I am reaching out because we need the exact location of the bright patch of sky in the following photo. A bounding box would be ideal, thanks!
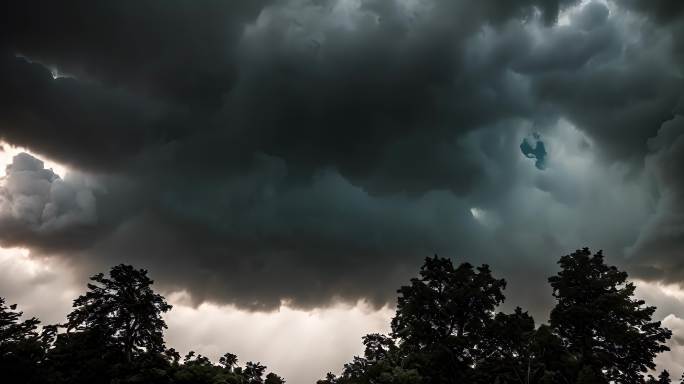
[0,140,68,177]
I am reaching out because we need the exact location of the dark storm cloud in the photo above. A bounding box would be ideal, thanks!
[0,54,181,170]
[627,115,684,283]
[1,1,269,105]
[1,0,683,311]
[622,0,684,24]
[521,1,683,163]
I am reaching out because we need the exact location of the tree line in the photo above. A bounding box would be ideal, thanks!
[0,248,678,383]
[0,264,285,384]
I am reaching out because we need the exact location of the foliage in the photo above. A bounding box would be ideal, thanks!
[0,249,676,384]
[549,248,672,383]
[65,264,173,362]
[1,264,284,384]
[391,256,506,382]
[326,249,674,384]
[645,371,671,384]
[0,297,51,384]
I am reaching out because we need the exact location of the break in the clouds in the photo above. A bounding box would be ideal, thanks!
[0,0,683,318]
[520,132,548,170]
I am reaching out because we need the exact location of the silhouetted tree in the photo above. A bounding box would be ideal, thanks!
[362,333,397,362]
[548,248,671,383]
[335,333,421,384]
[265,372,286,384]
[526,324,577,384]
[317,372,339,384]
[2,264,286,384]
[65,264,172,362]
[645,371,671,384]
[0,298,50,384]
[391,256,506,382]
[46,328,120,384]
[244,361,267,384]
[173,351,223,384]
[324,250,675,384]
[0,297,40,344]
[474,307,537,383]
[220,352,239,371]
[2,253,676,384]
[576,364,606,384]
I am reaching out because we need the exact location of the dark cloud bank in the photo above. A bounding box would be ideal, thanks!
[1,0,683,314]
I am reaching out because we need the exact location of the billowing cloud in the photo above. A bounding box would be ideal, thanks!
[2,1,268,104]
[0,152,99,248]
[0,0,682,319]
[626,115,684,282]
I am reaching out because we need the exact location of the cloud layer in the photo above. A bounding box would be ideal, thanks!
[0,0,683,316]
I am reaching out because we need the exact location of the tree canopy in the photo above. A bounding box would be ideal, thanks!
[323,249,674,384]
[0,297,52,384]
[65,264,172,362]
[1,265,285,384]
[549,249,672,383]
[0,248,677,384]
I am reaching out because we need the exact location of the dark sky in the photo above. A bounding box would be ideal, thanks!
[1,0,684,327]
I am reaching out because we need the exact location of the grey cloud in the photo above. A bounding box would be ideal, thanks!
[0,153,99,248]
[0,0,682,313]
[626,115,684,284]
[77,163,486,309]
[523,5,683,163]
[573,1,609,31]
[1,1,269,105]
[622,0,684,24]
[0,54,182,170]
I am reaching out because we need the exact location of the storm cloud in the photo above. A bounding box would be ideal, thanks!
[0,0,683,315]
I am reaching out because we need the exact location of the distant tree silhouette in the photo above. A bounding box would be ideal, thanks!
[173,351,224,384]
[265,372,287,384]
[219,352,238,367]
[333,332,421,383]
[244,361,268,383]
[645,371,671,384]
[317,372,340,384]
[65,264,172,362]
[549,248,671,383]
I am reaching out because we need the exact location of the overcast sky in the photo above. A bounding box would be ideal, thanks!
[1,0,684,382]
